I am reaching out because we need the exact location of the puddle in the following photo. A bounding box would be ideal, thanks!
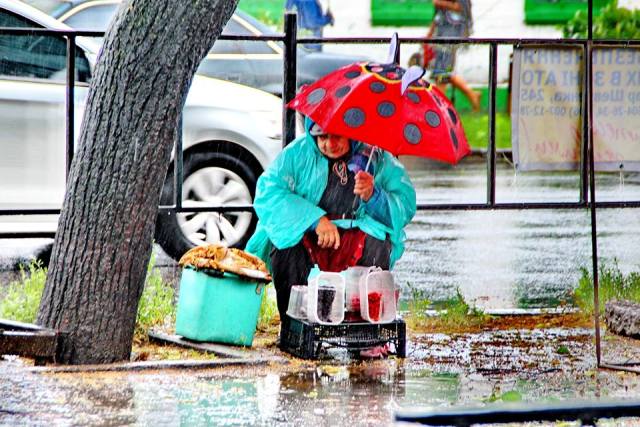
[3,328,640,426]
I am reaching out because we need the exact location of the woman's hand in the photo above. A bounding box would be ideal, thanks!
[354,171,374,202]
[315,216,340,249]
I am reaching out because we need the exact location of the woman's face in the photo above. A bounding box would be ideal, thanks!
[317,134,350,159]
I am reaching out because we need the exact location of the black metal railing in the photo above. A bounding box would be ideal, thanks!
[395,400,640,426]
[2,27,640,223]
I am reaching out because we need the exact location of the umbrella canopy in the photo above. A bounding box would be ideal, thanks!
[287,45,470,164]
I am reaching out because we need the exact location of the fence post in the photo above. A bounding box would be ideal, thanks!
[283,12,298,148]
[580,42,589,204]
[585,0,601,367]
[486,42,497,206]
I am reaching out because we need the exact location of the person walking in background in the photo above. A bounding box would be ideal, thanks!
[427,0,480,112]
[285,0,334,51]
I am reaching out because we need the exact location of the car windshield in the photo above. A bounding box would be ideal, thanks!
[57,4,277,34]
[55,4,289,52]
[62,4,115,30]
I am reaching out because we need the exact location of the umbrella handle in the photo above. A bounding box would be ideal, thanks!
[362,147,375,175]
[351,147,377,213]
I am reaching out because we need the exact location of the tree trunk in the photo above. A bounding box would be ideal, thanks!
[37,0,239,364]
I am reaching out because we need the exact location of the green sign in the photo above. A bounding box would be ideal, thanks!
[525,0,609,25]
[371,0,435,26]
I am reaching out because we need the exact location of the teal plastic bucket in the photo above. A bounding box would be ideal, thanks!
[175,268,265,346]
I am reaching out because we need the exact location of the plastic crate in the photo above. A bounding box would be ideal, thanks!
[280,317,407,360]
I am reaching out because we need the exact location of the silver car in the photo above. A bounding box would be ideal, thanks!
[51,0,368,96]
[0,0,283,260]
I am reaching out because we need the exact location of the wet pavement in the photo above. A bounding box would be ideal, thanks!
[3,326,640,426]
[394,158,640,310]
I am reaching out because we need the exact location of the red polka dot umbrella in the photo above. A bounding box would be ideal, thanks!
[287,41,470,164]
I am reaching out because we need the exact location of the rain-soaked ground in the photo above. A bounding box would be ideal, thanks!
[3,324,640,426]
[3,159,640,426]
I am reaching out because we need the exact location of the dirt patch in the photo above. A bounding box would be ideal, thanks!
[479,312,591,331]
[131,342,219,362]
[407,312,592,335]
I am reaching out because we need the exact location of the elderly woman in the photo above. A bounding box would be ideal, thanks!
[246,118,416,328]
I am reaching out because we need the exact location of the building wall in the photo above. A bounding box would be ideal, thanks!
[22,0,640,85]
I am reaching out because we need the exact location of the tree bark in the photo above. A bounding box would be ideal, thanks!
[37,0,239,364]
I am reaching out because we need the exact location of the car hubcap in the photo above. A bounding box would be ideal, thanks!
[178,167,253,247]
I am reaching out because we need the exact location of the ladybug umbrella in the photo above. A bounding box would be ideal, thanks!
[287,34,470,165]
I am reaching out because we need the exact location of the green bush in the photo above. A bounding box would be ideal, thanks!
[0,260,47,323]
[574,261,640,316]
[563,0,640,39]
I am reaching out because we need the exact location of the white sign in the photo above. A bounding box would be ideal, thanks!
[511,46,640,171]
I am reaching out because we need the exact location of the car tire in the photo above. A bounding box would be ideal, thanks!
[155,150,259,261]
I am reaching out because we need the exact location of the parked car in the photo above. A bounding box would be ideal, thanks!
[51,0,369,96]
[0,0,283,260]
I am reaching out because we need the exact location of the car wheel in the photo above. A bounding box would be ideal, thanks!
[155,150,258,261]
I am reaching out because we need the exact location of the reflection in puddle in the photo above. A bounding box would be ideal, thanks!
[3,343,640,427]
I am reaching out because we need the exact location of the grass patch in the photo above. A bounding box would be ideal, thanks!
[257,285,280,334]
[238,0,284,28]
[135,252,176,341]
[0,260,47,323]
[460,112,512,151]
[405,286,491,333]
[404,283,432,329]
[574,261,640,316]
[0,253,176,342]
[433,290,490,331]
[484,389,523,403]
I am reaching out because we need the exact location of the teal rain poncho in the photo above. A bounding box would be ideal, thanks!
[246,122,417,271]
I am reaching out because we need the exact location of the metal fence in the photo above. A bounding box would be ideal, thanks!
[1,4,640,378]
